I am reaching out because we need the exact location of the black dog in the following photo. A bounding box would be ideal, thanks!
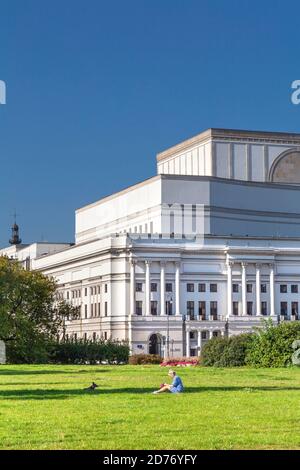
[84,382,99,391]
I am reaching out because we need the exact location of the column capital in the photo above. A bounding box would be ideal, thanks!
[241,261,248,268]
[227,260,234,267]
[175,261,181,268]
[255,263,261,269]
[145,259,152,266]
[130,259,137,266]
[160,260,167,267]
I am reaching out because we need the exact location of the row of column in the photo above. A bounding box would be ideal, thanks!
[227,262,275,317]
[186,329,222,355]
[130,260,181,316]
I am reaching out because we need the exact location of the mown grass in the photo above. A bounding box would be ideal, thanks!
[0,364,300,449]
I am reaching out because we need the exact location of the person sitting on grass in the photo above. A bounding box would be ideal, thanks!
[152,370,184,394]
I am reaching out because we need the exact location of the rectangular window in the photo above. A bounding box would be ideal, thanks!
[151,301,158,315]
[198,283,206,292]
[92,332,96,342]
[233,301,239,316]
[84,305,87,319]
[104,332,107,340]
[198,301,206,318]
[210,284,217,293]
[187,301,194,318]
[84,333,87,341]
[85,288,87,296]
[232,284,239,293]
[166,300,173,315]
[166,283,173,292]
[151,283,157,292]
[104,302,108,316]
[189,331,196,340]
[261,284,267,293]
[91,304,93,317]
[104,284,108,293]
[291,285,298,293]
[247,284,253,293]
[292,302,298,316]
[98,303,101,316]
[280,302,288,316]
[201,331,208,340]
[280,285,287,293]
[136,282,143,292]
[97,285,101,294]
[247,301,253,316]
[261,301,267,315]
[136,301,143,315]
[210,301,218,316]
[187,283,194,292]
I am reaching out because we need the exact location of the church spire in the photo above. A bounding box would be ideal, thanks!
[9,210,22,245]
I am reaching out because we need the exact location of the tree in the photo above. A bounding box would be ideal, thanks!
[0,256,78,362]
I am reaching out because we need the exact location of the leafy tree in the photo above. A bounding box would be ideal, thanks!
[0,256,78,362]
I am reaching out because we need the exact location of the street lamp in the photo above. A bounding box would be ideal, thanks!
[166,292,173,358]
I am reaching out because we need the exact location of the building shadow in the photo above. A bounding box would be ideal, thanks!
[0,385,300,400]
[0,368,109,376]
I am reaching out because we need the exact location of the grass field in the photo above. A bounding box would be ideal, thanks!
[0,364,300,450]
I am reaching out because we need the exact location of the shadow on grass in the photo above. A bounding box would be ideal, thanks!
[1,385,300,400]
[0,368,109,376]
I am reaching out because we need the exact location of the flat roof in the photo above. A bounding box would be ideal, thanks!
[156,127,300,162]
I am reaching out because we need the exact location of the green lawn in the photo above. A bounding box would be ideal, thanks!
[0,364,300,450]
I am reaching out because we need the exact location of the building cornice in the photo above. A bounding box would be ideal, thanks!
[156,128,300,163]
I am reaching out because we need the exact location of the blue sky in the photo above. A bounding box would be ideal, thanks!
[1,0,300,247]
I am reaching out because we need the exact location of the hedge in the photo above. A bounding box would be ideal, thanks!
[201,333,252,367]
[245,320,300,367]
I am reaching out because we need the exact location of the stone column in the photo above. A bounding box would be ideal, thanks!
[186,329,190,358]
[197,330,202,357]
[87,286,91,318]
[175,262,181,315]
[160,261,166,315]
[241,262,247,316]
[269,264,275,316]
[130,260,136,315]
[227,261,233,318]
[145,260,151,316]
[129,260,136,349]
[255,264,261,316]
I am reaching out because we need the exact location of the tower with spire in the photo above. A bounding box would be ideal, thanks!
[9,211,22,245]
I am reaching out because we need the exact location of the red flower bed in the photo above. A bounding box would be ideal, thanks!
[160,357,199,367]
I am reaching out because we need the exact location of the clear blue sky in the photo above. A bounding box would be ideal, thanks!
[1,0,300,247]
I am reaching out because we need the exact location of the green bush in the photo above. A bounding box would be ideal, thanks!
[201,334,252,367]
[6,338,131,365]
[128,354,162,365]
[49,338,129,364]
[6,333,50,364]
[245,320,300,367]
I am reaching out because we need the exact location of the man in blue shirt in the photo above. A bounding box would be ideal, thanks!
[153,370,184,394]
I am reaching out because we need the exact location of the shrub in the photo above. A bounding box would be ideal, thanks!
[49,338,129,365]
[201,334,252,367]
[245,320,300,367]
[128,354,162,365]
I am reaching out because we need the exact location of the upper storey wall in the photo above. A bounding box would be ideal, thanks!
[157,129,300,184]
[75,177,162,244]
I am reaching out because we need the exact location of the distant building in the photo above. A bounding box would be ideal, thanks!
[0,220,71,270]
[7,128,300,357]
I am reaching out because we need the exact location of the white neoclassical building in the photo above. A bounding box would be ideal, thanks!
[4,128,300,357]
